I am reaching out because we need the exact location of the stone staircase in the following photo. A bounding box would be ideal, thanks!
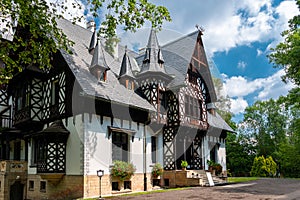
[187,170,227,186]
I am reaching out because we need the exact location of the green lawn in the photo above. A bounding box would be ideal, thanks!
[228,177,259,183]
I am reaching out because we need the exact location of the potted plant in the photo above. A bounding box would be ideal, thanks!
[181,160,188,170]
[152,163,163,178]
[207,160,215,171]
[110,160,136,181]
[214,163,223,176]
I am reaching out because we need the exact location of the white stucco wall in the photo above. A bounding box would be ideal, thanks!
[65,115,84,175]
[83,113,157,176]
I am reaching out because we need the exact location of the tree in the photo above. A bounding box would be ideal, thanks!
[0,0,171,83]
[250,155,277,177]
[267,0,300,177]
[241,99,287,159]
[226,132,256,176]
[268,0,300,85]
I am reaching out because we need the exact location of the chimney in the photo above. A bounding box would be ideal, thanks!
[87,20,96,32]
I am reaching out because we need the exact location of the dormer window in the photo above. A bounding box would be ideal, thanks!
[126,80,134,90]
[89,39,110,82]
[95,69,107,83]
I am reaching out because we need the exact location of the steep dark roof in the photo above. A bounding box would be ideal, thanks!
[137,29,171,81]
[162,31,217,102]
[90,40,110,72]
[88,31,97,54]
[207,113,234,133]
[57,19,155,112]
[119,48,135,79]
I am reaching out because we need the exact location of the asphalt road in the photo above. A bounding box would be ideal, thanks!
[108,178,300,200]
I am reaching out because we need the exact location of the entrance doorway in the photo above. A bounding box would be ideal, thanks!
[175,130,203,170]
[10,181,24,200]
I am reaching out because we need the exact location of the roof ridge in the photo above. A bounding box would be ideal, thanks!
[162,30,199,48]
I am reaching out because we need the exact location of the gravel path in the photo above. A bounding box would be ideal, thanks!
[108,178,300,200]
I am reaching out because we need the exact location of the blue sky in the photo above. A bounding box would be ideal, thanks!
[58,0,299,123]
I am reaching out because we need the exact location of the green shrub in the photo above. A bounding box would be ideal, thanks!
[250,155,277,177]
[110,160,136,180]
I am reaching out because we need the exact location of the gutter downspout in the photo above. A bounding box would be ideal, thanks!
[143,124,147,191]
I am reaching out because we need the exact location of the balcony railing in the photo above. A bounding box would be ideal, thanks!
[0,160,27,173]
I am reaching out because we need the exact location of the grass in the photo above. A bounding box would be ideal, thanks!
[228,177,259,183]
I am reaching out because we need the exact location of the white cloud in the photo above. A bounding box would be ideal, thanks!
[149,0,299,57]
[266,0,300,51]
[255,70,295,100]
[47,0,87,28]
[223,69,295,99]
[223,76,261,97]
[256,49,263,56]
[230,97,249,114]
[237,61,247,70]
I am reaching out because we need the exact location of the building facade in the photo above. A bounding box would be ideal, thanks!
[0,19,233,200]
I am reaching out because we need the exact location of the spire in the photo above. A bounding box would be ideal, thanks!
[90,39,110,80]
[119,46,135,79]
[139,28,167,74]
[88,30,97,55]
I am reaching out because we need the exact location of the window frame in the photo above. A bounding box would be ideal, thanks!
[185,95,202,120]
[151,136,157,163]
[40,181,46,192]
[158,90,168,114]
[112,131,129,162]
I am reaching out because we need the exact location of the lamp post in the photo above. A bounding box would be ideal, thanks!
[97,169,104,200]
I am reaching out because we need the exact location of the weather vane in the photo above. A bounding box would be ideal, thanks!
[195,24,205,32]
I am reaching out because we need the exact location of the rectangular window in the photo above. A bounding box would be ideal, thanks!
[124,181,131,190]
[158,90,167,114]
[100,71,106,82]
[16,85,28,111]
[185,95,201,119]
[151,136,157,163]
[29,180,34,191]
[185,95,189,116]
[51,80,59,105]
[13,141,21,161]
[31,139,37,166]
[112,182,119,191]
[112,132,129,162]
[40,181,46,192]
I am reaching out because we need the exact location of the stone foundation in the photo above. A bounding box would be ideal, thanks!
[26,175,83,200]
[83,173,154,198]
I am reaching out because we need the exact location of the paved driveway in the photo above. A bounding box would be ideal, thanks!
[109,178,300,200]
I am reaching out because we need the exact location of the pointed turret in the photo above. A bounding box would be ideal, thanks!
[119,46,135,79]
[137,28,172,84]
[119,46,136,90]
[90,39,110,82]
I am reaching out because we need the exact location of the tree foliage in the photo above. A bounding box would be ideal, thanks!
[237,96,300,177]
[241,99,287,159]
[250,155,277,177]
[0,0,171,83]
[268,0,300,85]
[226,132,256,176]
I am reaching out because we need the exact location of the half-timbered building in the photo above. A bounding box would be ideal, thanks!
[0,19,233,199]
